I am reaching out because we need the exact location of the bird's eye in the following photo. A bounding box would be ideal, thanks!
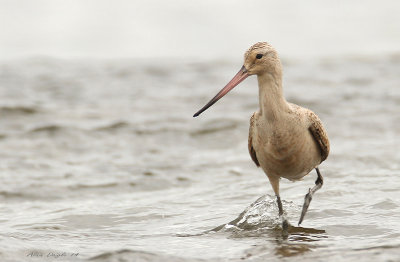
[256,54,263,59]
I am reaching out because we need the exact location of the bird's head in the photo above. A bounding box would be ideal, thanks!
[193,42,280,117]
[243,42,281,76]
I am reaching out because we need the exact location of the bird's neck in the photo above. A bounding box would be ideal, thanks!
[257,71,289,122]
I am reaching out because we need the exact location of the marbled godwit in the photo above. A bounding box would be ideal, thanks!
[193,42,330,228]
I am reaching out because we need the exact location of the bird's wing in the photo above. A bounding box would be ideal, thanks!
[248,113,260,167]
[308,111,330,163]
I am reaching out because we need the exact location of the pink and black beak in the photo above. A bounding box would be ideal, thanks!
[193,65,249,117]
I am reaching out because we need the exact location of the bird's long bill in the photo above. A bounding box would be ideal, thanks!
[193,65,248,117]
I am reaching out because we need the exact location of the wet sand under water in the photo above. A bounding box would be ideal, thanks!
[0,56,399,261]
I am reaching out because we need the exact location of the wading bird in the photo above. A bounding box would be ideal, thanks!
[193,42,330,229]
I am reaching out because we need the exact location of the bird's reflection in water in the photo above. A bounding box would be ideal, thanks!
[275,243,313,257]
[233,225,327,259]
[275,225,327,257]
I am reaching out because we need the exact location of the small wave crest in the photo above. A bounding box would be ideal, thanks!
[29,124,63,134]
[190,119,240,136]
[94,121,130,132]
[0,106,38,116]
[89,249,204,262]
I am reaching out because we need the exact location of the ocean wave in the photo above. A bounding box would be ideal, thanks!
[0,106,38,116]
[89,249,205,262]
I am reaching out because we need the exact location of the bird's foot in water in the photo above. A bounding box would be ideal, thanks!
[277,195,289,233]
[280,214,289,235]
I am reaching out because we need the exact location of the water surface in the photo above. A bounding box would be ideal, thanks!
[0,56,399,261]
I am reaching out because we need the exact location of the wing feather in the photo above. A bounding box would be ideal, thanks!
[248,113,260,167]
[308,111,330,163]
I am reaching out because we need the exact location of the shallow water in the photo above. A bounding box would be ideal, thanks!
[0,56,400,261]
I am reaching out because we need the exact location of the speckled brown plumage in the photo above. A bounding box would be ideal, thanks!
[248,112,260,167]
[308,111,330,163]
[288,103,330,164]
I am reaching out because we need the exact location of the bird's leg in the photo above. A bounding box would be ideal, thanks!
[298,167,324,225]
[267,175,289,231]
[276,195,289,231]
[269,175,289,231]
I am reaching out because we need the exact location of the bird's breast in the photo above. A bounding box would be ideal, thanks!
[252,117,320,181]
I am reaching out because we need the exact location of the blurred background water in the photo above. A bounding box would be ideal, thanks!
[1,1,400,261]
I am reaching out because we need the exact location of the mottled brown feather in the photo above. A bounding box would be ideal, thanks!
[248,113,260,167]
[308,112,330,163]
